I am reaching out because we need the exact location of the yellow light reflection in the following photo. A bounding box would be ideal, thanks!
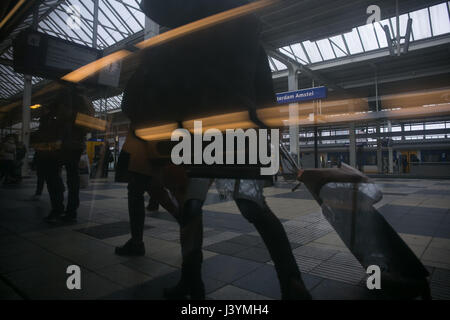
[62,50,131,83]
[136,0,279,50]
[75,113,107,131]
[0,0,26,29]
[30,104,41,109]
[182,112,256,133]
[135,123,180,141]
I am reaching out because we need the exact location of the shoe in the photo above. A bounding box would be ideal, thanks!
[163,280,205,300]
[115,239,145,256]
[62,212,77,224]
[30,194,41,201]
[44,212,62,223]
[146,203,159,212]
[281,278,312,300]
[380,273,431,300]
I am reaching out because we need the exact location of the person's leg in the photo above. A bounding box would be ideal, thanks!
[115,172,152,256]
[0,160,7,181]
[164,178,211,300]
[234,180,311,300]
[104,161,109,178]
[146,195,160,212]
[2,160,14,183]
[164,199,205,300]
[147,180,179,221]
[35,160,45,196]
[42,154,65,221]
[64,150,82,218]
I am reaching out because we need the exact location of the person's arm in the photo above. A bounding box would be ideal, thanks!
[297,164,370,197]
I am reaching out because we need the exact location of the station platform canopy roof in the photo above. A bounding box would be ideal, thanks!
[0,0,449,114]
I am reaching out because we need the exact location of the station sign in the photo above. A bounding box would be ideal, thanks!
[13,30,102,81]
[276,86,328,104]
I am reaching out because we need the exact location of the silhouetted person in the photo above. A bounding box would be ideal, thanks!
[36,84,94,223]
[0,135,16,185]
[116,0,311,300]
[101,143,113,178]
[114,132,181,256]
[31,151,45,200]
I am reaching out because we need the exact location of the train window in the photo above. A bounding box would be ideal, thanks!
[425,122,445,130]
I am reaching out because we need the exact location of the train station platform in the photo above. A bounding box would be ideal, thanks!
[0,177,449,300]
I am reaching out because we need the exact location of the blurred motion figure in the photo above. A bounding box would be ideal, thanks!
[114,0,311,300]
[35,84,94,223]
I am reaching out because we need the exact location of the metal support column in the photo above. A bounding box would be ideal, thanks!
[349,123,357,168]
[288,66,300,165]
[377,124,383,174]
[92,0,99,48]
[21,75,32,176]
[388,120,394,174]
[21,5,39,176]
[314,126,319,168]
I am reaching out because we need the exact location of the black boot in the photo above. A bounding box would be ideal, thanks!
[165,199,205,300]
[380,273,431,300]
[62,211,78,223]
[163,277,205,300]
[281,277,312,300]
[44,211,62,223]
[115,239,145,256]
[236,198,312,300]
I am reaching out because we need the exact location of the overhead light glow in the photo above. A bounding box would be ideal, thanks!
[62,50,131,83]
[136,0,279,50]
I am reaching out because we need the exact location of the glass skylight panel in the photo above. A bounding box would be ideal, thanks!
[343,29,364,54]
[328,35,348,57]
[374,22,389,48]
[389,14,410,42]
[302,41,322,63]
[99,1,124,33]
[290,43,309,64]
[429,3,450,36]
[425,122,445,130]
[272,57,288,71]
[357,24,379,51]
[268,58,277,72]
[409,8,432,40]
[122,12,143,33]
[316,39,336,60]
[121,0,141,10]
[411,123,424,131]
[279,46,297,61]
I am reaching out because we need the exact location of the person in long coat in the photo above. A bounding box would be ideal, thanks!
[115,0,311,300]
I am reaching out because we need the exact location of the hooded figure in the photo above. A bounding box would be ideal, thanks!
[37,84,95,223]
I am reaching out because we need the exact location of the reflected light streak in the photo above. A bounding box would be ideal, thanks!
[75,113,107,131]
[135,123,180,141]
[0,0,26,29]
[61,0,278,84]
[132,103,450,142]
[62,50,131,83]
[136,0,279,50]
[182,111,256,132]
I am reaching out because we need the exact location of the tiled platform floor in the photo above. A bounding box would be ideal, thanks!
[0,176,449,300]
